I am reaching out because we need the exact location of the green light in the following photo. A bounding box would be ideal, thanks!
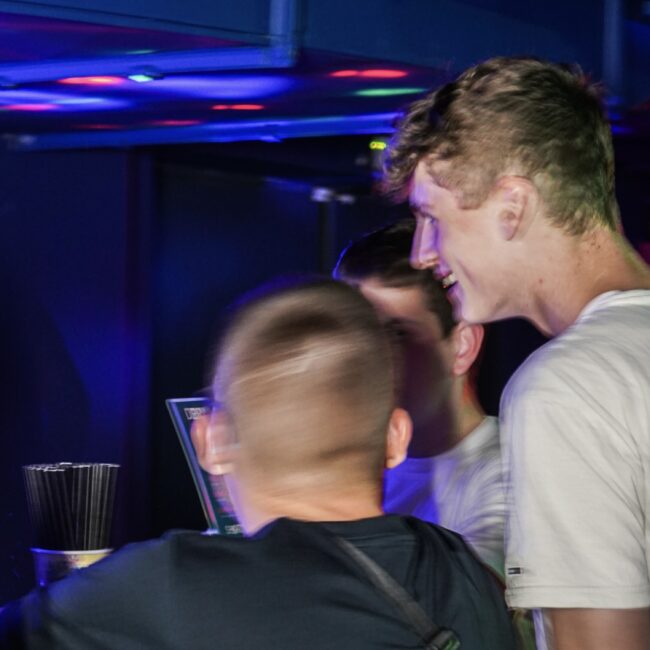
[355,87,425,97]
[128,74,156,83]
[127,49,157,55]
[369,140,387,151]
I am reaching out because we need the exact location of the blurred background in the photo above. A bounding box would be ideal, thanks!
[1,0,648,602]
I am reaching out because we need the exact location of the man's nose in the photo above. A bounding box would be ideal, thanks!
[410,219,439,270]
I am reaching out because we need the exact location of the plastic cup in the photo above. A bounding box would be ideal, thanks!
[31,548,112,587]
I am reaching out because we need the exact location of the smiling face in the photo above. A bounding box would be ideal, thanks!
[409,160,515,325]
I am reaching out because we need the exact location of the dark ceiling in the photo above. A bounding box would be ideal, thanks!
[0,0,647,150]
[0,14,444,138]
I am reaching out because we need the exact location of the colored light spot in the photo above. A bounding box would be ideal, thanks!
[152,119,202,127]
[157,76,289,99]
[211,103,264,111]
[330,70,358,77]
[1,103,57,111]
[330,69,407,79]
[355,88,425,97]
[55,97,104,105]
[128,74,157,83]
[59,76,124,86]
[231,104,264,110]
[360,69,407,78]
[127,49,157,55]
[369,140,388,150]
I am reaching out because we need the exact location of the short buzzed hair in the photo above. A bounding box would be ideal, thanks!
[334,219,456,338]
[384,56,618,235]
[213,279,395,486]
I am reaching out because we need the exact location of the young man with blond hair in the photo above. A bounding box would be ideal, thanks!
[386,56,650,650]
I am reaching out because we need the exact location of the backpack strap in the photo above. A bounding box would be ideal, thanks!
[334,536,461,650]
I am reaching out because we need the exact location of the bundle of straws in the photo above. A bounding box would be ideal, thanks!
[23,463,119,551]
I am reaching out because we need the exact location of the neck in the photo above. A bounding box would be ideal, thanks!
[522,227,650,336]
[232,477,384,535]
[408,377,485,458]
[457,379,486,440]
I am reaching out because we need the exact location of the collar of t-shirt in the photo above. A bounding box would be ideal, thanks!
[575,289,650,325]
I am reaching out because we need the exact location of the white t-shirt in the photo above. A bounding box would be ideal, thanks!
[502,290,650,615]
[383,416,506,575]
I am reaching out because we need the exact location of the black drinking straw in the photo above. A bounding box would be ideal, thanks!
[23,463,119,551]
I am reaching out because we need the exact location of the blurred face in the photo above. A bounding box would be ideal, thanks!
[357,278,454,437]
[409,160,511,324]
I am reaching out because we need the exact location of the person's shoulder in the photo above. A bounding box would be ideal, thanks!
[405,518,507,603]
[505,291,650,405]
[501,337,565,403]
[44,529,246,617]
[117,529,209,560]
[572,290,650,342]
[53,530,205,588]
[404,515,485,560]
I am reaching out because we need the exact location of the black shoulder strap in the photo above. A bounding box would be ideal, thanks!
[334,536,461,650]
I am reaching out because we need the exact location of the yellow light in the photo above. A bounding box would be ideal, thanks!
[369,140,387,151]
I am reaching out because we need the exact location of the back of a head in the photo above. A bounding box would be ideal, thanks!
[384,56,618,235]
[334,219,456,338]
[214,279,395,489]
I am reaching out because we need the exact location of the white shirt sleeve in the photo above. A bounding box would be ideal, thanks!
[501,360,650,609]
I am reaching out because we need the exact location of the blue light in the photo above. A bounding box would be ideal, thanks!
[0,89,128,111]
[144,75,293,99]
[56,97,111,105]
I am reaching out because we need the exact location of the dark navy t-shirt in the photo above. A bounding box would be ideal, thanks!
[0,515,515,649]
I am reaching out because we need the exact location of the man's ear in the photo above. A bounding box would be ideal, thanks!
[495,176,536,241]
[191,410,237,476]
[385,407,412,469]
[450,321,484,377]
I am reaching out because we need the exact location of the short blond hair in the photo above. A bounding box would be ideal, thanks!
[384,56,618,235]
[214,279,395,486]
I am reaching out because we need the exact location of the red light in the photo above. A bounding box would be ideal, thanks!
[330,70,358,78]
[360,69,407,78]
[59,76,124,86]
[211,104,264,111]
[329,69,407,79]
[152,120,201,127]
[231,104,263,110]
[2,103,57,111]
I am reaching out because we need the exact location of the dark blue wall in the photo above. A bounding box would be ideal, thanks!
[0,149,153,602]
